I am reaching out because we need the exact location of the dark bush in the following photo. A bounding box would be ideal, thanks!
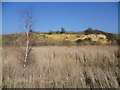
[75,39,84,45]
[60,28,66,34]
[84,28,94,35]
[48,31,53,35]
[56,31,60,34]
[75,39,91,45]
[84,38,92,41]
[116,39,120,45]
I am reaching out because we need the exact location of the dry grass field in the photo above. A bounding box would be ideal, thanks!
[2,46,119,88]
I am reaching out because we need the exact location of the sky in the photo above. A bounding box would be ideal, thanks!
[0,2,2,34]
[2,2,118,34]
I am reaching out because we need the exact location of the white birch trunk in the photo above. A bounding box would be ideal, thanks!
[24,29,29,68]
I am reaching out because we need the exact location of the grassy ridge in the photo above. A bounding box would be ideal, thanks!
[2,32,120,46]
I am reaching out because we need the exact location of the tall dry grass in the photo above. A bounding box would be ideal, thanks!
[0,47,2,89]
[2,46,119,88]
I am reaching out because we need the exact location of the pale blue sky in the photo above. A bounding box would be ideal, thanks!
[2,2,118,34]
[0,2,2,34]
